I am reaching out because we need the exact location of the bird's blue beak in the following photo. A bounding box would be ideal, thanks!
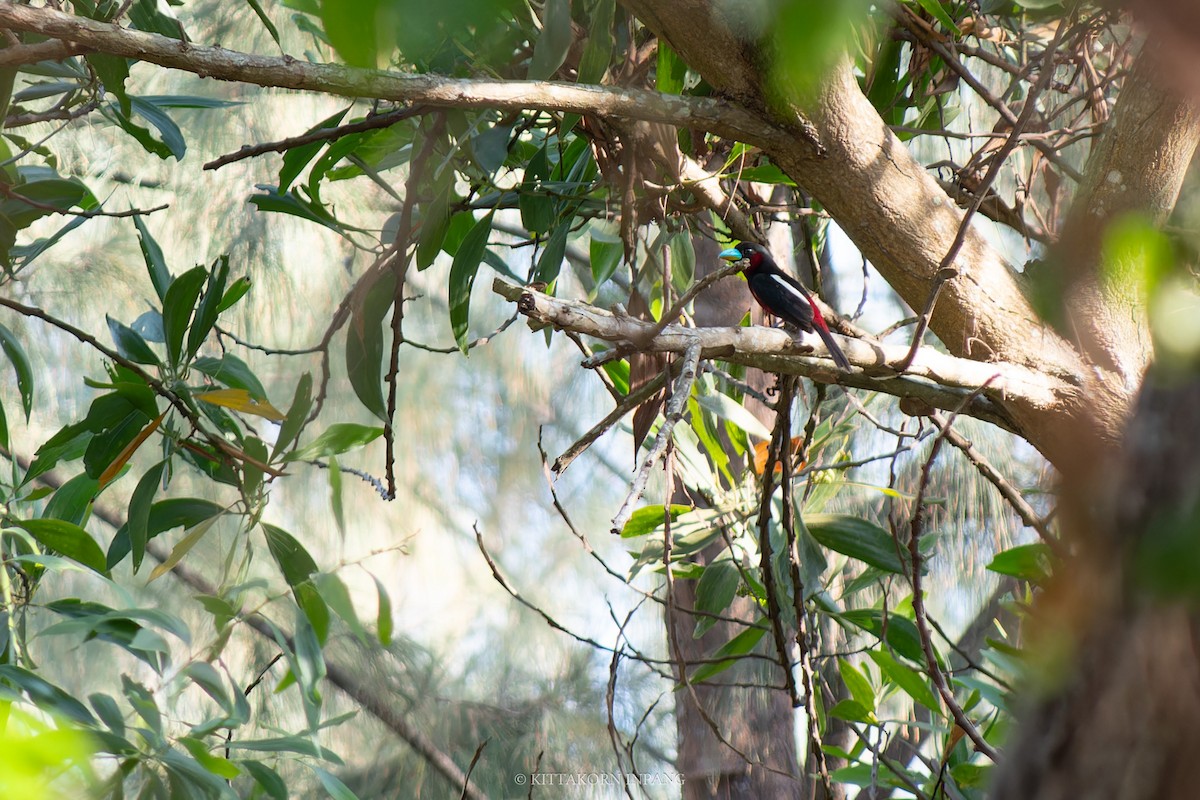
[718,248,744,262]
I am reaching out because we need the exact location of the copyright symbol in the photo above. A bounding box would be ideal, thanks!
[515,774,527,785]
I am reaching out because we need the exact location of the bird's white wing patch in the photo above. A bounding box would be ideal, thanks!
[767,274,809,304]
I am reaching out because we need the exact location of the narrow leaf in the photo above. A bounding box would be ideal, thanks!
[146,513,223,582]
[448,211,494,354]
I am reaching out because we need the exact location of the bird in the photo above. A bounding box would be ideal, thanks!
[719,242,852,370]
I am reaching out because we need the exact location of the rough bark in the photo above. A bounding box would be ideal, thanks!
[992,372,1200,800]
[493,278,1071,433]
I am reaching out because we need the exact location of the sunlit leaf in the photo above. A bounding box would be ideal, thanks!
[197,389,286,421]
[620,504,693,538]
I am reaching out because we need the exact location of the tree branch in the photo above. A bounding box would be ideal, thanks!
[0,3,785,147]
[494,279,1079,439]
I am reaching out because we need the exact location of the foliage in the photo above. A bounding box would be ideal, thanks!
[0,0,1147,797]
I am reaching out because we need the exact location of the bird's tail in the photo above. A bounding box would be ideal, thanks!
[814,324,851,370]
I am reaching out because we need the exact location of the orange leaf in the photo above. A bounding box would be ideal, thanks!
[751,437,808,475]
[98,410,167,489]
[197,388,286,421]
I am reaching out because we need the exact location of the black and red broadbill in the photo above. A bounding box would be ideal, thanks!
[719,242,852,371]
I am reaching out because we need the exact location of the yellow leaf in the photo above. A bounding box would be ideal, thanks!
[197,388,286,421]
[147,513,223,583]
[98,410,167,489]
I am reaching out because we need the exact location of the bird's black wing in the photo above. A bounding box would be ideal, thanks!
[747,271,815,332]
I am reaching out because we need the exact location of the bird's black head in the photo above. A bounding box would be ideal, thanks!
[718,241,773,273]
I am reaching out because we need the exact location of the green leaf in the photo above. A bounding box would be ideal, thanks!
[106,497,225,569]
[328,455,344,535]
[805,514,907,574]
[838,657,875,711]
[106,316,160,365]
[244,0,283,48]
[83,409,150,480]
[262,523,319,587]
[913,0,958,33]
[345,270,395,421]
[242,761,288,800]
[161,266,206,367]
[693,390,771,441]
[0,665,96,725]
[415,190,453,269]
[271,372,313,461]
[589,230,622,288]
[373,575,393,647]
[470,124,511,173]
[287,423,383,462]
[129,97,186,160]
[527,0,573,79]
[693,558,740,638]
[249,188,345,234]
[577,0,614,84]
[315,573,367,643]
[0,178,89,230]
[688,625,768,684]
[519,147,553,235]
[181,662,231,713]
[620,504,693,538]
[312,766,359,800]
[179,737,241,780]
[87,54,131,116]
[868,649,942,714]
[0,322,34,420]
[320,0,387,68]
[656,43,687,94]
[987,542,1053,583]
[192,354,269,401]
[14,518,107,574]
[43,472,98,526]
[291,604,326,717]
[146,513,224,582]
[280,108,351,191]
[839,609,925,663]
[448,210,494,354]
[129,0,185,39]
[121,676,162,739]
[533,222,568,284]
[669,231,695,293]
[828,698,874,723]
[217,276,252,313]
[89,693,126,736]
[187,256,230,360]
[133,216,172,300]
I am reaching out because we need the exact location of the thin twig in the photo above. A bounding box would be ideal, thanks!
[610,339,701,535]
[908,385,1001,762]
[928,411,1060,553]
[894,18,1072,373]
[203,105,425,170]
[754,376,802,707]
[0,183,167,219]
[784,381,834,798]
[553,370,669,475]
